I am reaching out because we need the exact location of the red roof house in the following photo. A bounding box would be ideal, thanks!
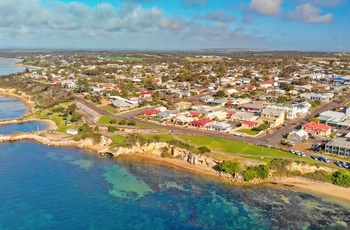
[140,109,160,116]
[242,121,260,129]
[191,118,214,127]
[302,121,331,136]
[190,111,201,117]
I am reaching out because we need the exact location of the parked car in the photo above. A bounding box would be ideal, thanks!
[311,156,318,160]
[300,152,306,157]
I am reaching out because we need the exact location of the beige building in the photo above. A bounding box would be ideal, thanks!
[258,108,285,127]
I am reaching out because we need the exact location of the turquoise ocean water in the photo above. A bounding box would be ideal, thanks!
[0,141,349,229]
[0,81,349,229]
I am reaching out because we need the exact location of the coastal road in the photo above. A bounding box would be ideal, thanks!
[73,95,341,148]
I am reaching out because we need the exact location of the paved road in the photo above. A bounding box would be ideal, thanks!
[73,95,341,148]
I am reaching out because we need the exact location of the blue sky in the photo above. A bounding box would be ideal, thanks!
[0,0,349,51]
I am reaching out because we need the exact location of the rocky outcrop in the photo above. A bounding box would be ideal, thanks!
[0,133,112,152]
[287,162,335,174]
[100,142,219,168]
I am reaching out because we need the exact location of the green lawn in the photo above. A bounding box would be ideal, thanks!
[97,116,116,125]
[141,134,175,142]
[109,135,127,146]
[236,129,260,135]
[179,135,303,158]
[345,101,350,107]
[104,56,143,62]
[103,106,117,114]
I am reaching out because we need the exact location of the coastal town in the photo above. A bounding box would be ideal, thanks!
[1,50,350,199]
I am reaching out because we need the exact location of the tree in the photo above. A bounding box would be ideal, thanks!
[280,82,294,91]
[243,167,257,181]
[253,165,269,179]
[277,95,288,103]
[71,112,83,122]
[218,161,241,175]
[216,90,226,98]
[331,170,350,187]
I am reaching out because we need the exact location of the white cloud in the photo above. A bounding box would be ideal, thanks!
[289,3,333,23]
[0,0,265,49]
[249,0,283,15]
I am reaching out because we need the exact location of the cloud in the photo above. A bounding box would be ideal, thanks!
[289,3,333,23]
[183,0,207,7]
[0,0,266,49]
[249,0,283,15]
[295,0,345,7]
[195,10,236,23]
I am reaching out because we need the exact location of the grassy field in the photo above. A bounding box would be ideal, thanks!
[179,135,302,158]
[103,106,117,114]
[97,116,117,125]
[186,57,221,62]
[104,56,143,62]
[109,134,175,147]
[236,129,260,135]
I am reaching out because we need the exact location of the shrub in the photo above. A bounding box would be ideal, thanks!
[303,170,331,183]
[110,119,117,124]
[71,112,83,122]
[218,161,241,175]
[254,165,269,179]
[52,106,65,113]
[127,120,136,126]
[78,124,92,134]
[243,167,257,181]
[108,126,117,133]
[198,146,211,154]
[119,120,127,125]
[331,170,350,187]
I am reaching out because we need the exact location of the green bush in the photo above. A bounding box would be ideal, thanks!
[110,119,117,124]
[331,170,350,187]
[78,124,93,134]
[71,112,83,122]
[119,120,127,125]
[269,158,292,176]
[127,120,136,126]
[198,146,211,154]
[218,161,241,175]
[108,126,117,133]
[303,170,331,183]
[52,106,65,113]
[243,167,257,181]
[253,165,269,179]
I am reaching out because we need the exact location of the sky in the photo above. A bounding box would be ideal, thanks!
[0,0,349,51]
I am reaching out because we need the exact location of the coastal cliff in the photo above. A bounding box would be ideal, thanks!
[99,142,220,169]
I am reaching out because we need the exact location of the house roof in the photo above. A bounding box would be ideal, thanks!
[242,121,259,126]
[190,111,201,117]
[303,121,331,132]
[140,109,160,115]
[191,118,214,126]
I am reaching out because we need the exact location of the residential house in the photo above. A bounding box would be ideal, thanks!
[302,121,331,137]
[230,112,259,122]
[198,95,214,103]
[208,98,229,107]
[241,121,260,129]
[266,103,310,120]
[240,103,264,112]
[140,108,160,116]
[207,122,232,132]
[140,91,152,99]
[288,129,309,141]
[175,101,192,110]
[318,111,350,128]
[301,93,333,101]
[191,118,215,128]
[258,108,285,127]
[111,99,135,111]
[155,110,177,120]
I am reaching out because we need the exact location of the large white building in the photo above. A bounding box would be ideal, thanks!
[266,102,311,119]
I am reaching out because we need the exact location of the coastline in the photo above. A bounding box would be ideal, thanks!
[118,151,350,203]
[0,88,35,114]
[15,63,44,70]
[0,91,349,205]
